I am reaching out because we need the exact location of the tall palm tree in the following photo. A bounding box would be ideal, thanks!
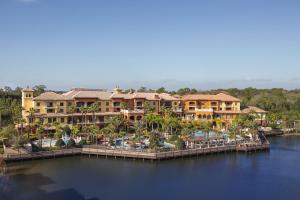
[67,104,76,130]
[119,131,127,149]
[101,126,113,147]
[133,121,144,143]
[180,127,191,148]
[145,113,158,132]
[35,121,44,149]
[26,107,35,139]
[106,116,123,147]
[79,106,88,131]
[90,125,99,146]
[169,117,179,136]
[88,103,99,126]
[54,122,65,147]
[71,125,80,140]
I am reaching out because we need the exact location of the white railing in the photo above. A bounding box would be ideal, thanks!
[195,108,213,112]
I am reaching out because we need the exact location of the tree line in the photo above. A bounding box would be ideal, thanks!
[1,85,300,127]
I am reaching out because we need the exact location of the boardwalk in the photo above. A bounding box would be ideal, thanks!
[1,142,269,162]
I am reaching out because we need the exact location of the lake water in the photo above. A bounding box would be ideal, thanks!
[1,136,300,200]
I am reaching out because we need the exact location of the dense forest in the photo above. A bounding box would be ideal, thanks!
[1,85,300,127]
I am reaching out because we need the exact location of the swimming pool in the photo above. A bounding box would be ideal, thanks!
[193,131,227,139]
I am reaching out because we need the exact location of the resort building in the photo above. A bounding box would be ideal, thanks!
[181,93,241,128]
[22,87,244,129]
[242,106,267,126]
[21,87,180,127]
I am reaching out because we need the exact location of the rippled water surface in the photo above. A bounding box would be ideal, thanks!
[1,136,300,200]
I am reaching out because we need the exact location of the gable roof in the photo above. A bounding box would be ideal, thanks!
[63,90,112,100]
[181,93,240,102]
[34,92,69,101]
[242,106,267,114]
[110,92,178,101]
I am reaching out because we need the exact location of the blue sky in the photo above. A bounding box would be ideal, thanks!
[0,0,300,90]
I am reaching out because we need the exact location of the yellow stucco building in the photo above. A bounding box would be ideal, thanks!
[22,87,242,129]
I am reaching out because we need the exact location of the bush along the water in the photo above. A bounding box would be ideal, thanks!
[31,143,41,152]
[67,138,76,148]
[77,139,87,147]
[175,138,185,150]
[55,139,65,147]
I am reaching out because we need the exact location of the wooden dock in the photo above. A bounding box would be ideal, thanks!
[1,142,269,162]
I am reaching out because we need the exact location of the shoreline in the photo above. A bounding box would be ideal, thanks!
[1,143,269,164]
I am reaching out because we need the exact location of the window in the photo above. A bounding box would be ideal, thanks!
[189,102,195,106]
[47,102,53,107]
[136,102,143,107]
[106,102,109,106]
[36,102,40,106]
[67,102,72,106]
[189,107,195,111]
[87,102,94,106]
[113,102,120,107]
[98,102,101,106]
[47,109,54,113]
[106,108,109,112]
[59,109,64,113]
[61,118,65,123]
[99,108,102,112]
[60,102,64,107]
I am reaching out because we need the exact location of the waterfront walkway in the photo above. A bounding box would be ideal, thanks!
[1,142,270,162]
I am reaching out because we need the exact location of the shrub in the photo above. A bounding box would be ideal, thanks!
[55,139,65,147]
[175,138,185,150]
[77,139,87,147]
[67,138,76,148]
[63,125,72,136]
[31,143,41,152]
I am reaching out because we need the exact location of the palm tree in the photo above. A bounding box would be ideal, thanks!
[67,104,76,132]
[145,113,154,131]
[79,106,88,131]
[166,117,179,136]
[26,107,35,139]
[119,131,127,149]
[180,127,191,148]
[88,103,99,126]
[90,125,100,146]
[133,121,144,143]
[199,121,212,147]
[71,125,80,140]
[105,116,123,148]
[101,126,113,147]
[35,121,44,149]
[145,113,159,132]
[144,101,155,114]
[53,122,63,148]
[120,102,129,110]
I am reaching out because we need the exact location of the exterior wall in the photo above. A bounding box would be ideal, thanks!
[22,90,34,122]
[21,89,242,129]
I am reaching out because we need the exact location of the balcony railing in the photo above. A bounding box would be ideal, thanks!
[195,108,213,112]
[121,109,144,114]
[173,108,183,112]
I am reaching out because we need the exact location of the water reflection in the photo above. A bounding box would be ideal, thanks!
[1,136,300,200]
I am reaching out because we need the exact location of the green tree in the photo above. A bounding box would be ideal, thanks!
[149,132,160,150]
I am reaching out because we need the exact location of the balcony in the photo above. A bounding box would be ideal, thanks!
[195,108,214,112]
[173,108,183,112]
[121,109,144,114]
